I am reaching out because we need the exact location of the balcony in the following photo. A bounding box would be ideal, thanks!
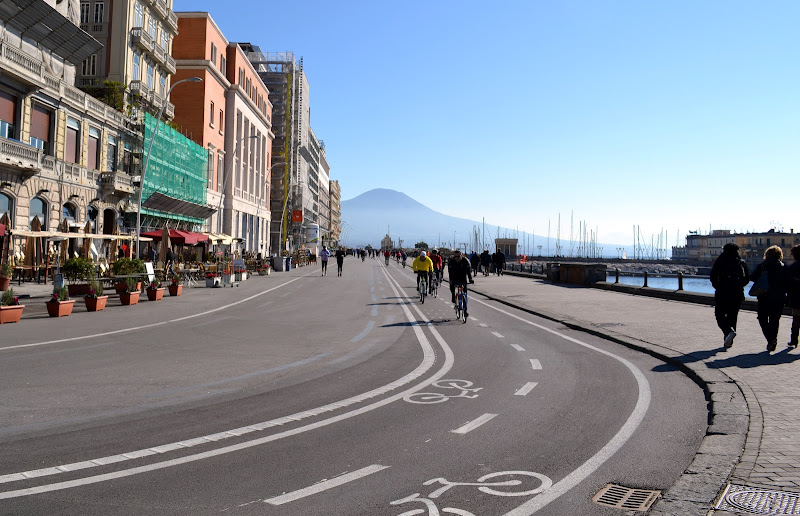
[131,28,154,53]
[166,12,178,32]
[100,171,135,196]
[164,101,175,119]
[0,41,47,89]
[164,55,176,75]
[155,0,168,20]
[151,45,166,66]
[129,80,151,99]
[0,138,42,176]
[151,91,163,109]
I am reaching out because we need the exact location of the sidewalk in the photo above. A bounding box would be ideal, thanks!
[469,273,798,515]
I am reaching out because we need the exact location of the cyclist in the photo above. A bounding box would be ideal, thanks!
[412,250,434,295]
[384,249,391,265]
[401,250,408,268]
[430,249,444,293]
[448,249,474,316]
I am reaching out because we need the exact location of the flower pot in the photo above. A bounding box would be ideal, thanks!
[258,269,267,276]
[205,277,220,288]
[0,276,11,291]
[67,284,91,297]
[115,281,142,294]
[84,295,108,312]
[46,299,75,317]
[146,287,165,301]
[119,291,140,306]
[0,304,24,324]
[168,284,183,296]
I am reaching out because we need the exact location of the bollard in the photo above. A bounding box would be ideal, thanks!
[678,272,683,291]
[615,268,619,284]
[643,270,648,288]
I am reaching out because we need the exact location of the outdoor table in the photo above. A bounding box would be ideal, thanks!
[177,268,200,287]
[13,266,32,286]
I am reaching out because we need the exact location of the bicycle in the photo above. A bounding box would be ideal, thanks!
[418,273,427,304]
[430,273,438,298]
[454,283,468,323]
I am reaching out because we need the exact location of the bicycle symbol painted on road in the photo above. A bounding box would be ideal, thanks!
[390,470,553,515]
[403,380,482,405]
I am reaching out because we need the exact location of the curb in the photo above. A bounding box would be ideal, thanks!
[468,283,753,515]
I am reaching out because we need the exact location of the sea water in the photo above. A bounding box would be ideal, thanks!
[606,273,756,299]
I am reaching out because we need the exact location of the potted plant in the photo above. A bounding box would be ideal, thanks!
[0,262,12,291]
[145,279,165,301]
[63,257,96,296]
[0,287,24,324]
[111,258,145,294]
[205,272,221,288]
[119,278,141,306]
[168,274,183,296]
[84,279,108,312]
[46,286,75,317]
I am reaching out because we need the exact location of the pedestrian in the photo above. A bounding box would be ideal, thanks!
[480,250,491,276]
[165,247,175,276]
[470,252,480,277]
[786,244,800,349]
[118,246,125,259]
[710,243,749,349]
[335,248,345,276]
[750,245,788,352]
[147,245,156,262]
[320,246,330,276]
[493,249,506,276]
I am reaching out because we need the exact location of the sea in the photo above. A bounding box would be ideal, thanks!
[606,273,756,300]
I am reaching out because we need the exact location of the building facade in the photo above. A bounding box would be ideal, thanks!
[329,179,341,246]
[672,229,799,266]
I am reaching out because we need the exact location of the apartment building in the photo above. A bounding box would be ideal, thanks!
[0,0,139,256]
[329,180,341,246]
[172,13,274,253]
[672,229,799,266]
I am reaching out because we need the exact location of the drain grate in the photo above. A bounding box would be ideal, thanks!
[717,483,800,514]
[592,484,660,511]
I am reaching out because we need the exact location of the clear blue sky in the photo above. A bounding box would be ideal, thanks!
[173,0,799,248]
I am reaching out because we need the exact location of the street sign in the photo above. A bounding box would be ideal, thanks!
[292,210,303,222]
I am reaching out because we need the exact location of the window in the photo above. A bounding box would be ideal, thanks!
[134,2,143,27]
[160,31,168,51]
[219,109,224,132]
[65,118,81,164]
[220,56,226,75]
[209,101,215,127]
[0,193,11,225]
[238,68,244,86]
[160,73,166,95]
[87,205,98,233]
[93,2,104,23]
[148,18,156,39]
[87,127,100,170]
[0,90,17,139]
[62,203,77,223]
[218,153,224,190]
[82,54,96,76]
[132,53,140,80]
[146,62,154,89]
[208,149,215,188]
[29,197,46,230]
[106,136,117,171]
[80,3,90,23]
[210,43,217,67]
[29,104,51,152]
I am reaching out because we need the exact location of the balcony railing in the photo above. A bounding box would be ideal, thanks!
[0,138,42,175]
[164,55,176,75]
[166,12,178,32]
[152,45,166,65]
[100,171,135,195]
[129,80,151,99]
[0,41,46,89]
[131,28,154,53]
[164,101,175,119]
[155,0,168,20]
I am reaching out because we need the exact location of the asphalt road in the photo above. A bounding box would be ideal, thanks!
[0,258,707,515]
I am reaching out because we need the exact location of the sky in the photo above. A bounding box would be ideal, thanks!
[172,0,799,248]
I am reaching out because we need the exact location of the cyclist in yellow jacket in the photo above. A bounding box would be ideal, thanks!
[412,251,435,294]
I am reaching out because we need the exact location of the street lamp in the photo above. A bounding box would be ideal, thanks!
[135,76,202,258]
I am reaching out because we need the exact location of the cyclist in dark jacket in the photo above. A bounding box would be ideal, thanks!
[710,243,749,349]
[786,245,800,348]
[751,245,788,352]
[448,250,474,308]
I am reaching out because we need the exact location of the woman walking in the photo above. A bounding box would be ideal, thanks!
[750,245,788,352]
[787,245,800,349]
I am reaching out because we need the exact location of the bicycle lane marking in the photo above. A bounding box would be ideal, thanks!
[0,262,456,499]
[466,296,651,516]
[0,271,318,353]
[264,464,390,506]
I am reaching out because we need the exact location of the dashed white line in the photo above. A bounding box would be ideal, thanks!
[451,413,498,435]
[515,382,538,396]
[491,332,504,339]
[479,323,488,328]
[529,359,542,370]
[264,464,389,505]
[511,344,525,351]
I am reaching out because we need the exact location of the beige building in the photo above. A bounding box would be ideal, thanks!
[329,179,341,245]
[672,229,799,266]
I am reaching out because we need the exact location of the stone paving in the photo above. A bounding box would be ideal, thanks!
[468,273,799,515]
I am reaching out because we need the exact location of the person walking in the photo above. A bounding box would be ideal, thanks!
[480,250,492,276]
[320,246,331,276]
[786,244,800,349]
[710,243,749,349]
[165,248,175,276]
[493,249,506,276]
[750,245,788,352]
[335,248,345,276]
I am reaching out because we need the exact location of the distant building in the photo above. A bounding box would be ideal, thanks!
[495,238,518,258]
[673,229,799,266]
[381,234,394,250]
[329,180,341,246]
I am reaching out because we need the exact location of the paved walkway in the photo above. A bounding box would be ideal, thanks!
[469,273,798,515]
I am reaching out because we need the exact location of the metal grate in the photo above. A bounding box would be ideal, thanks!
[717,484,800,514]
[593,484,660,511]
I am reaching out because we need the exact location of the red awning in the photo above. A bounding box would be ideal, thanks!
[0,223,6,236]
[140,229,209,245]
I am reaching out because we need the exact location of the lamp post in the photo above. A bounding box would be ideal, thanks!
[135,76,202,259]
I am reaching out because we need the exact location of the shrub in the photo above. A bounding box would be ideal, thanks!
[111,258,146,276]
[62,257,96,283]
[50,286,70,302]
[1,288,20,306]
[0,262,12,278]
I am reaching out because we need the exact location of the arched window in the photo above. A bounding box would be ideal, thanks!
[0,192,11,224]
[29,197,46,229]
[62,203,77,224]
[87,205,98,232]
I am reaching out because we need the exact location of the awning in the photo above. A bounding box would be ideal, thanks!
[141,229,209,245]
[0,223,5,236]
[142,192,217,220]
[204,232,233,245]
[0,0,103,65]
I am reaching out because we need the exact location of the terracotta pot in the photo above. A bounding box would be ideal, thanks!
[119,291,140,306]
[84,295,108,312]
[115,281,142,294]
[0,276,10,291]
[67,284,91,297]
[146,287,165,301]
[168,284,182,296]
[46,299,75,318]
[0,304,24,324]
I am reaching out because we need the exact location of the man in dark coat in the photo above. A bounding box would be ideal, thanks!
[787,245,800,348]
[710,243,749,349]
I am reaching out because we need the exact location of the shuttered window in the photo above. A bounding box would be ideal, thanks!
[87,127,100,170]
[66,118,80,164]
[30,104,51,150]
[0,90,16,139]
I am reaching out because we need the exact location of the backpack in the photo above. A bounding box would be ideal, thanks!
[718,258,746,291]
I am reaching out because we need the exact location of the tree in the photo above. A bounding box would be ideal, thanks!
[415,241,428,249]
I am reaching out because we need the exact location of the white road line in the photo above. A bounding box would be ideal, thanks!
[264,464,389,505]
[529,359,542,370]
[479,323,488,328]
[511,344,525,351]
[491,331,504,338]
[451,413,498,435]
[515,382,538,396]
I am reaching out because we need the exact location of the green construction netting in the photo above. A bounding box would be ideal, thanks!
[141,112,208,223]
